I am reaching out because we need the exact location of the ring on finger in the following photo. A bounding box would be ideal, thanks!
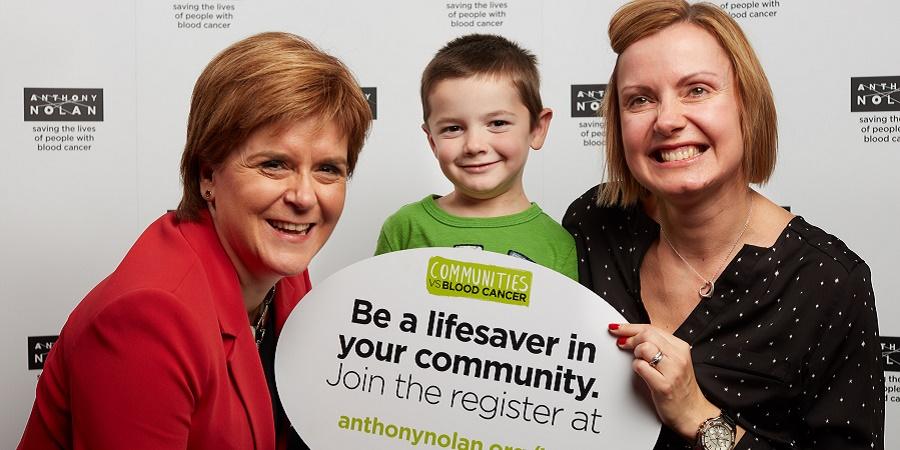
[648,351,664,368]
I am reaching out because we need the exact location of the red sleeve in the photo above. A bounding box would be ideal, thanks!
[60,289,209,450]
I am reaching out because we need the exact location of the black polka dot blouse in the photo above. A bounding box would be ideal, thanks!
[563,186,884,450]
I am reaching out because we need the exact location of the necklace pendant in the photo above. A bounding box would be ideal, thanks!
[699,280,714,299]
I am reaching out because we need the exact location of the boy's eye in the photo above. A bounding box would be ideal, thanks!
[442,125,462,134]
[489,120,509,128]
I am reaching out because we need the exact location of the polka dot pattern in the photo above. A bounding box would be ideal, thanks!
[563,186,885,449]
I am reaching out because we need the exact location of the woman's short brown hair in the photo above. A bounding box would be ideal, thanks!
[176,32,372,221]
[599,0,777,206]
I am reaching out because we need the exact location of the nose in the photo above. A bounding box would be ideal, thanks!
[284,174,317,210]
[463,129,489,155]
[653,95,686,136]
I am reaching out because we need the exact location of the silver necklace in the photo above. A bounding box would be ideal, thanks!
[251,287,275,350]
[660,197,753,300]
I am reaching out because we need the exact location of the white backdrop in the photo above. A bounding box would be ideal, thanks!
[1,0,898,447]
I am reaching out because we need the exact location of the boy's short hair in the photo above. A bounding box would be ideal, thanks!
[420,34,543,129]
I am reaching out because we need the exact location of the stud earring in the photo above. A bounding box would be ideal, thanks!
[203,190,212,200]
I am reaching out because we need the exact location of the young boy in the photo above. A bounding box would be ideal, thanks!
[375,34,577,280]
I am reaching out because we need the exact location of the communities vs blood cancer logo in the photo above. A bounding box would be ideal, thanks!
[425,256,532,306]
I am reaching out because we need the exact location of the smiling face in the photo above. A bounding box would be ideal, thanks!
[616,22,745,201]
[423,75,550,205]
[201,118,348,293]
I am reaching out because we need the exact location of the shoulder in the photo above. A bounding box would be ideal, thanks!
[781,217,868,284]
[63,215,220,348]
[111,214,207,290]
[565,185,602,215]
[381,196,435,227]
[563,184,653,240]
[529,205,575,243]
[777,217,875,321]
[786,216,866,274]
[60,286,216,370]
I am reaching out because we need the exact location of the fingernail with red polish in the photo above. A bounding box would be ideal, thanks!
[608,323,620,330]
[617,337,628,346]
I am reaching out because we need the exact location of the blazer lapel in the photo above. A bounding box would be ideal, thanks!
[225,331,275,450]
[178,212,276,449]
[273,270,311,336]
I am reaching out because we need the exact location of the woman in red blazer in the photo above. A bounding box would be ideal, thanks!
[18,32,372,450]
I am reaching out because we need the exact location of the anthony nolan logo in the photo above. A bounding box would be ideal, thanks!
[883,336,900,372]
[426,256,532,306]
[362,87,377,120]
[571,84,606,118]
[28,335,59,370]
[850,76,900,112]
[24,88,104,122]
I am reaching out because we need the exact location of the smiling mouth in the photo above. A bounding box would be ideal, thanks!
[268,220,312,235]
[460,161,499,171]
[654,145,707,163]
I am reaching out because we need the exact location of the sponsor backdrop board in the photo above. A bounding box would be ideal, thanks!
[1,0,898,447]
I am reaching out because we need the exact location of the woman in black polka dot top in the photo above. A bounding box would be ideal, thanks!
[563,1,884,449]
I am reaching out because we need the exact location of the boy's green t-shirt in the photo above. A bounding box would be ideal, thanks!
[375,195,578,281]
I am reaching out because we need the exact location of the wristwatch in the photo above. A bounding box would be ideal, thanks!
[695,410,736,450]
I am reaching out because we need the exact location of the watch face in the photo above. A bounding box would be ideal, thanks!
[701,422,734,450]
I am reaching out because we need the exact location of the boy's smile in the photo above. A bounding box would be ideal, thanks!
[459,160,500,172]
[423,75,551,215]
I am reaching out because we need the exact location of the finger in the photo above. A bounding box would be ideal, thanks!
[608,322,650,337]
[610,323,654,350]
[633,341,659,362]
[632,356,667,387]
[614,324,666,351]
[635,326,687,357]
[636,343,668,373]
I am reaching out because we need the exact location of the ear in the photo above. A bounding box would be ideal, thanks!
[422,123,438,156]
[529,108,553,151]
[199,165,215,199]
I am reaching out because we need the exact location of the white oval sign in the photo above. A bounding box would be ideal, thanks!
[277,248,660,449]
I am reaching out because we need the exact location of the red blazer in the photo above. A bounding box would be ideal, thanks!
[18,212,310,450]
